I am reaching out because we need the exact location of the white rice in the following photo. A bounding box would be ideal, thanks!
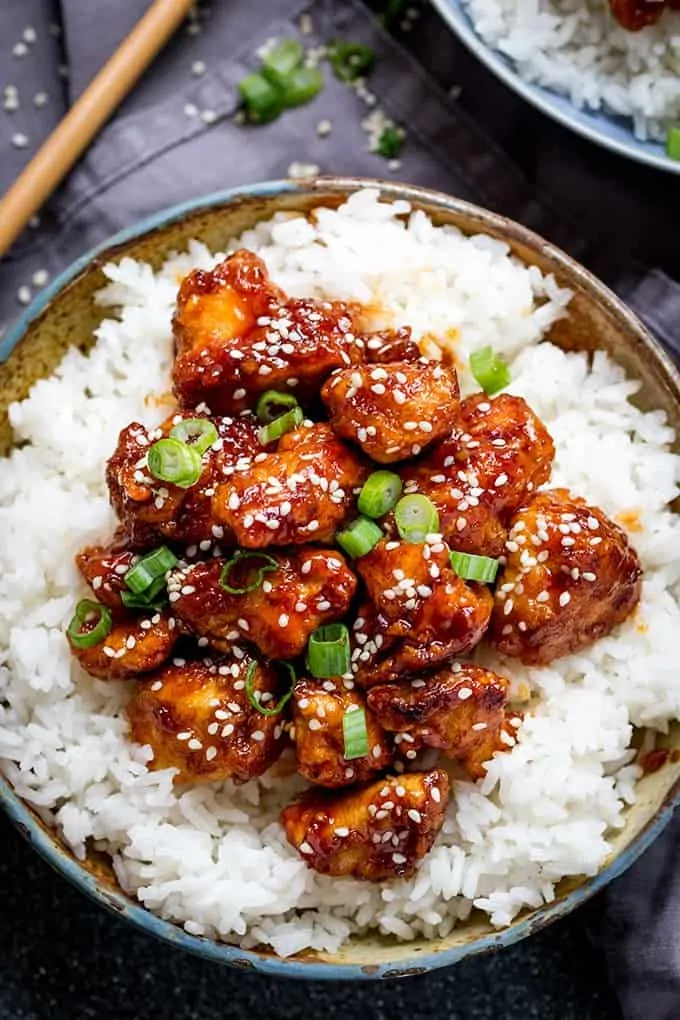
[459,0,680,142]
[1,189,680,956]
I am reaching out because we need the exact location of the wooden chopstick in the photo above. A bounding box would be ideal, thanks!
[0,0,197,260]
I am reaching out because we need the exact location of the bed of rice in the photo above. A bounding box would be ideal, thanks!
[1,189,680,958]
[458,0,680,143]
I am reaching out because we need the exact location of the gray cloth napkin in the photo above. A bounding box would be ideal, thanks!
[1,1,679,1015]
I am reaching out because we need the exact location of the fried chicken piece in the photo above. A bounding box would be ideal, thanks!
[76,544,138,610]
[321,360,460,463]
[400,393,554,557]
[169,547,357,660]
[367,665,511,779]
[172,250,364,413]
[609,0,677,30]
[106,411,261,547]
[363,326,421,364]
[281,769,450,881]
[68,609,178,681]
[490,488,643,665]
[211,423,367,547]
[126,653,287,784]
[292,678,393,788]
[353,539,493,685]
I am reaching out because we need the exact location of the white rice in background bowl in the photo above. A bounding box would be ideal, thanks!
[1,189,680,957]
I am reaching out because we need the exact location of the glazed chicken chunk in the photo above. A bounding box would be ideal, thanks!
[368,665,512,779]
[172,250,364,413]
[127,654,287,784]
[401,393,555,557]
[292,678,393,788]
[211,423,367,547]
[321,359,460,463]
[68,608,178,681]
[75,543,138,610]
[169,548,357,660]
[490,488,643,665]
[281,769,450,881]
[352,538,493,685]
[363,326,421,365]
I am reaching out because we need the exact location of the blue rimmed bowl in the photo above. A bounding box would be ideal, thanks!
[1,177,679,978]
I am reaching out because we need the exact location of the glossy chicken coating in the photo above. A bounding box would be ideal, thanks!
[211,423,367,547]
[106,411,261,547]
[321,360,460,464]
[169,547,357,660]
[172,249,364,413]
[491,488,643,665]
[76,544,138,610]
[352,539,493,685]
[126,654,287,784]
[368,665,512,779]
[363,326,421,364]
[609,0,679,30]
[282,769,450,880]
[400,393,555,557]
[292,678,393,788]
[68,610,178,681]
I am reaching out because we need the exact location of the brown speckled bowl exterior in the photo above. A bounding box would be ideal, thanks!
[1,177,679,978]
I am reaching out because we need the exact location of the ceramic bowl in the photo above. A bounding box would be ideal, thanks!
[1,177,679,979]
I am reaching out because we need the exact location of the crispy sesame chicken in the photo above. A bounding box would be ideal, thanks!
[321,360,460,464]
[400,393,554,557]
[281,769,450,880]
[292,678,393,788]
[76,544,138,610]
[68,609,178,681]
[169,548,357,660]
[609,0,679,30]
[367,665,512,779]
[490,488,643,665]
[126,654,287,784]
[363,326,421,364]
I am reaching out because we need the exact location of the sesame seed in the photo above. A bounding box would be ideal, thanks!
[471,722,488,731]
[407,809,422,823]
[431,786,441,802]
[188,739,203,751]
[278,613,289,627]
[334,826,350,837]
[308,719,322,731]
[206,746,218,761]
[191,59,206,76]
[559,591,571,607]
[458,687,472,700]
[252,730,265,742]
[392,853,407,865]
[299,842,314,855]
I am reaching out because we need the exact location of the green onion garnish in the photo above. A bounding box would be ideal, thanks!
[219,550,279,595]
[667,127,680,161]
[336,516,383,558]
[67,599,112,649]
[307,623,351,678]
[469,346,511,396]
[120,581,168,611]
[245,660,296,717]
[257,405,304,445]
[261,38,304,87]
[449,551,499,584]
[279,66,324,107]
[328,41,375,82]
[123,546,178,595]
[357,470,403,519]
[147,437,203,488]
[256,390,299,423]
[342,706,369,760]
[169,418,219,455]
[238,73,285,124]
[375,124,405,159]
[394,494,439,543]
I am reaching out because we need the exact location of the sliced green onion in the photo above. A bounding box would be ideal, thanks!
[256,390,299,424]
[169,418,218,455]
[357,471,403,518]
[342,706,369,760]
[667,127,680,161]
[67,599,112,649]
[280,67,324,107]
[328,41,375,82]
[336,516,383,558]
[307,623,350,678]
[449,551,499,584]
[261,38,304,87]
[375,124,405,159]
[120,575,169,610]
[394,494,439,543]
[257,405,304,445]
[238,73,285,124]
[220,550,279,595]
[469,346,511,396]
[147,437,203,488]
[245,660,296,716]
[124,546,178,595]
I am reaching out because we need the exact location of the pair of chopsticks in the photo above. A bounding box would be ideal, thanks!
[0,0,197,259]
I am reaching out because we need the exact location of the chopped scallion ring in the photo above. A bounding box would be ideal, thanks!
[219,550,279,595]
[169,418,218,455]
[666,126,680,161]
[124,546,178,595]
[120,583,168,611]
[257,406,304,445]
[449,551,499,584]
[336,516,383,558]
[375,124,405,159]
[261,38,304,87]
[67,599,112,649]
[307,623,350,678]
[147,437,203,488]
[342,706,369,760]
[357,470,403,519]
[245,660,296,716]
[328,41,375,82]
[280,67,324,107]
[394,494,439,543]
[238,73,285,124]
[256,390,299,424]
[469,346,511,396]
